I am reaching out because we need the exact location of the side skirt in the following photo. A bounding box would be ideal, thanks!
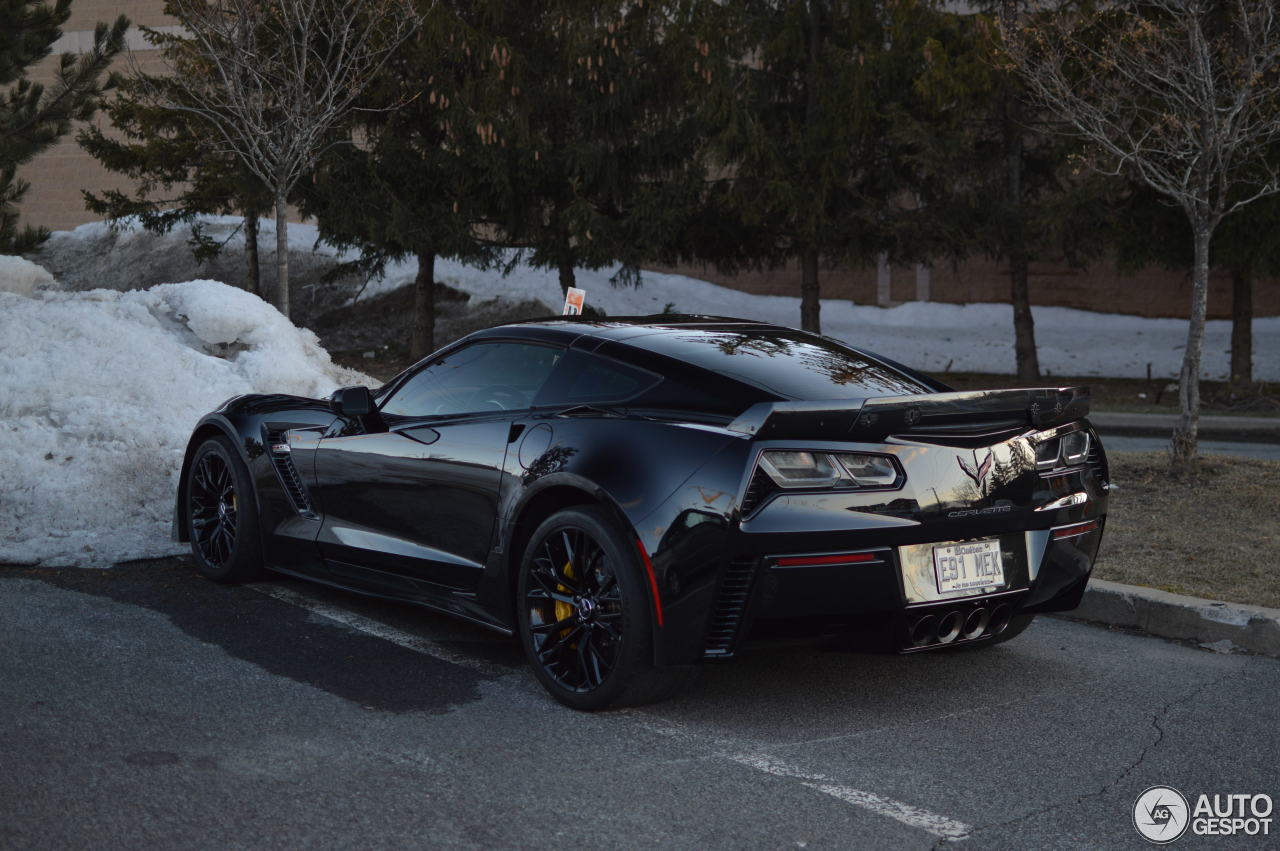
[263,562,514,637]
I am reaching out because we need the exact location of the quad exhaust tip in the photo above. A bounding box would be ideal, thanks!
[908,603,1010,648]
[909,614,938,647]
[936,611,963,644]
[989,604,1012,636]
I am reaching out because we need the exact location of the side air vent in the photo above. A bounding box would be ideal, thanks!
[266,430,318,519]
[739,467,777,517]
[704,558,759,659]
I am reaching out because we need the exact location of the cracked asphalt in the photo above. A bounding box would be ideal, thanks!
[2,558,1277,850]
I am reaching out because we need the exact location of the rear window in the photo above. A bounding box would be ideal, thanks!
[619,328,930,400]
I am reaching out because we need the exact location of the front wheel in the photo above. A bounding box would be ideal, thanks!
[516,506,693,710]
[185,435,263,583]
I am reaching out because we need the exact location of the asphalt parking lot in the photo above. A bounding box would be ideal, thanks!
[2,559,1276,850]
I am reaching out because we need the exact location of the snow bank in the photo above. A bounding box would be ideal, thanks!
[0,255,56,296]
[0,279,371,567]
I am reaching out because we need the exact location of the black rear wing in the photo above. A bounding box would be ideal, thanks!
[727,387,1091,442]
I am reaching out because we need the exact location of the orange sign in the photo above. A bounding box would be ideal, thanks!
[563,287,586,315]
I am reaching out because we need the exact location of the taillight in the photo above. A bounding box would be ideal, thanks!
[1034,428,1091,471]
[757,450,903,490]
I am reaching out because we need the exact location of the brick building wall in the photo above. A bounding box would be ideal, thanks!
[15,3,1279,318]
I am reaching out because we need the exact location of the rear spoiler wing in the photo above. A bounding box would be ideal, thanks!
[727,387,1090,441]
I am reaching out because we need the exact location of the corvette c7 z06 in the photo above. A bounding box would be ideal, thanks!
[176,316,1107,709]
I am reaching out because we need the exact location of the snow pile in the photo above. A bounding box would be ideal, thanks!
[0,255,57,296]
[0,278,371,567]
[32,216,364,304]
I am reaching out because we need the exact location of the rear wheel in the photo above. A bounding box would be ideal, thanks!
[186,435,263,583]
[516,506,693,710]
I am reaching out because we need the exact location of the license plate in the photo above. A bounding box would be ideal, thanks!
[932,539,1004,595]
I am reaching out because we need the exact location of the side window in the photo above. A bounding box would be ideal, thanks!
[541,350,661,406]
[381,342,563,418]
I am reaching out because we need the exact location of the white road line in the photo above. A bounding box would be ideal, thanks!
[626,714,972,841]
[254,587,973,840]
[251,584,509,675]
[727,753,973,841]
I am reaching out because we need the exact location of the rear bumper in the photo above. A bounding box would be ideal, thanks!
[666,517,1104,664]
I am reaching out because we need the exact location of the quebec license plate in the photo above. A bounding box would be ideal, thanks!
[932,539,1004,595]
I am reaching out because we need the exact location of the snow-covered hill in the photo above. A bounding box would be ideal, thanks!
[0,266,369,567]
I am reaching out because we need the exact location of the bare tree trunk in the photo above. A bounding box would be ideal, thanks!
[412,250,436,360]
[1002,0,1040,383]
[1230,267,1253,388]
[800,2,822,335]
[800,249,820,333]
[1010,253,1041,382]
[244,213,260,296]
[1173,219,1212,462]
[557,255,575,297]
[274,190,290,318]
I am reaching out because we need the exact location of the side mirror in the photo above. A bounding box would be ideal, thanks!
[329,385,374,417]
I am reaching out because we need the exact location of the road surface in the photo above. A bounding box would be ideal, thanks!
[2,559,1275,849]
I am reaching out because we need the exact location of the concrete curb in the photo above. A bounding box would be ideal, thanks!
[1090,411,1280,443]
[1058,578,1280,657]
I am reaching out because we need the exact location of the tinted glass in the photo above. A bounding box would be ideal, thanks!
[562,354,658,404]
[381,342,562,417]
[620,329,929,400]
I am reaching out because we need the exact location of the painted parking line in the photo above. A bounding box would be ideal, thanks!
[726,753,972,841]
[251,583,510,676]
[626,713,973,841]
[257,582,974,841]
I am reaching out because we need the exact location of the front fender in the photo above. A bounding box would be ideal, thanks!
[172,412,254,543]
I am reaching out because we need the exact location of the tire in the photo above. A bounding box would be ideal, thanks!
[185,435,263,583]
[516,506,694,710]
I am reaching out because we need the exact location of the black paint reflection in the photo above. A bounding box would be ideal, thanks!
[626,329,930,400]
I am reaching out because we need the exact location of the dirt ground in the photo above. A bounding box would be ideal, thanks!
[1096,452,1280,608]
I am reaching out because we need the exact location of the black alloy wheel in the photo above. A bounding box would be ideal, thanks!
[517,506,693,710]
[186,435,262,582]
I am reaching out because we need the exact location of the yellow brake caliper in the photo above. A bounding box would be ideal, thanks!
[555,560,576,638]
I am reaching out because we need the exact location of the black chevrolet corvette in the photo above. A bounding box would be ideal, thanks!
[176,316,1107,709]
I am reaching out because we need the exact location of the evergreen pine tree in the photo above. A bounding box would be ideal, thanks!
[0,0,127,251]
[478,0,714,296]
[910,1,1108,380]
[78,27,269,294]
[700,0,943,334]
[301,1,502,358]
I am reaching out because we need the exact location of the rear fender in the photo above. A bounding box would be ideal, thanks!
[491,418,749,662]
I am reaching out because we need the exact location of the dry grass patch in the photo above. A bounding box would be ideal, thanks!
[1097,451,1280,608]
